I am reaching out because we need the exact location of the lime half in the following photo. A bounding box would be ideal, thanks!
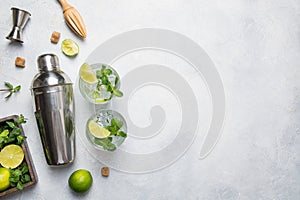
[61,39,79,57]
[88,120,110,138]
[0,144,24,169]
[0,168,10,192]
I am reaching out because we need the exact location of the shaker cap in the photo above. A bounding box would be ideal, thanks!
[37,54,60,71]
[31,53,72,89]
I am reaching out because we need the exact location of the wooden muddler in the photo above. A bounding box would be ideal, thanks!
[57,0,87,38]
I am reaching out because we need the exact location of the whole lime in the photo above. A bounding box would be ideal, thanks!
[68,169,93,193]
[0,168,10,192]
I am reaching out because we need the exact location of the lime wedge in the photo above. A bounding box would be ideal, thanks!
[61,39,79,57]
[88,120,110,139]
[80,70,98,84]
[80,63,92,71]
[94,99,108,103]
[0,144,24,169]
[79,63,97,83]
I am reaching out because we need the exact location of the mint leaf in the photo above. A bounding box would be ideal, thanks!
[21,165,29,173]
[101,65,107,73]
[10,182,17,187]
[114,76,119,85]
[14,85,21,92]
[103,69,112,75]
[17,135,26,145]
[106,84,113,92]
[94,138,116,151]
[0,129,9,137]
[9,177,18,183]
[101,76,109,85]
[111,118,122,130]
[96,70,102,79]
[22,174,31,182]
[17,181,23,190]
[13,169,22,177]
[117,131,127,138]
[4,82,13,89]
[10,127,21,136]
[112,89,123,97]
[5,92,12,99]
[105,143,116,151]
[15,115,27,124]
[6,121,15,129]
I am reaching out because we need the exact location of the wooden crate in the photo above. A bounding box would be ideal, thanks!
[0,115,38,197]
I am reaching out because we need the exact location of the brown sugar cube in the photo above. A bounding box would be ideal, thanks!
[50,31,61,44]
[15,57,25,68]
[101,167,109,177]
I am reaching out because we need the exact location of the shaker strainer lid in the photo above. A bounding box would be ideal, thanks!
[31,54,73,89]
[37,53,60,71]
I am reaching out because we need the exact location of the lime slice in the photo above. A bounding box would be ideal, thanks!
[61,39,79,57]
[0,144,24,169]
[88,120,110,138]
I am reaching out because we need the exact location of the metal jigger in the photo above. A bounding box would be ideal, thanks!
[6,7,31,43]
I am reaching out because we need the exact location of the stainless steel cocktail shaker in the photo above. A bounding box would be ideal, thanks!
[31,53,75,166]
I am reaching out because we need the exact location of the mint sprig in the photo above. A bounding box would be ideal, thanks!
[95,65,123,100]
[0,115,27,150]
[94,137,116,151]
[94,118,127,151]
[9,164,31,190]
[105,118,127,138]
[0,82,21,99]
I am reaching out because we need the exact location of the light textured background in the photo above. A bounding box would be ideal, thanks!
[0,0,300,199]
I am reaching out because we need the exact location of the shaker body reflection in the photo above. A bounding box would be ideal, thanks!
[31,54,75,165]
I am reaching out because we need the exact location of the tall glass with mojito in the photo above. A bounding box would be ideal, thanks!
[79,63,123,104]
[86,109,127,151]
